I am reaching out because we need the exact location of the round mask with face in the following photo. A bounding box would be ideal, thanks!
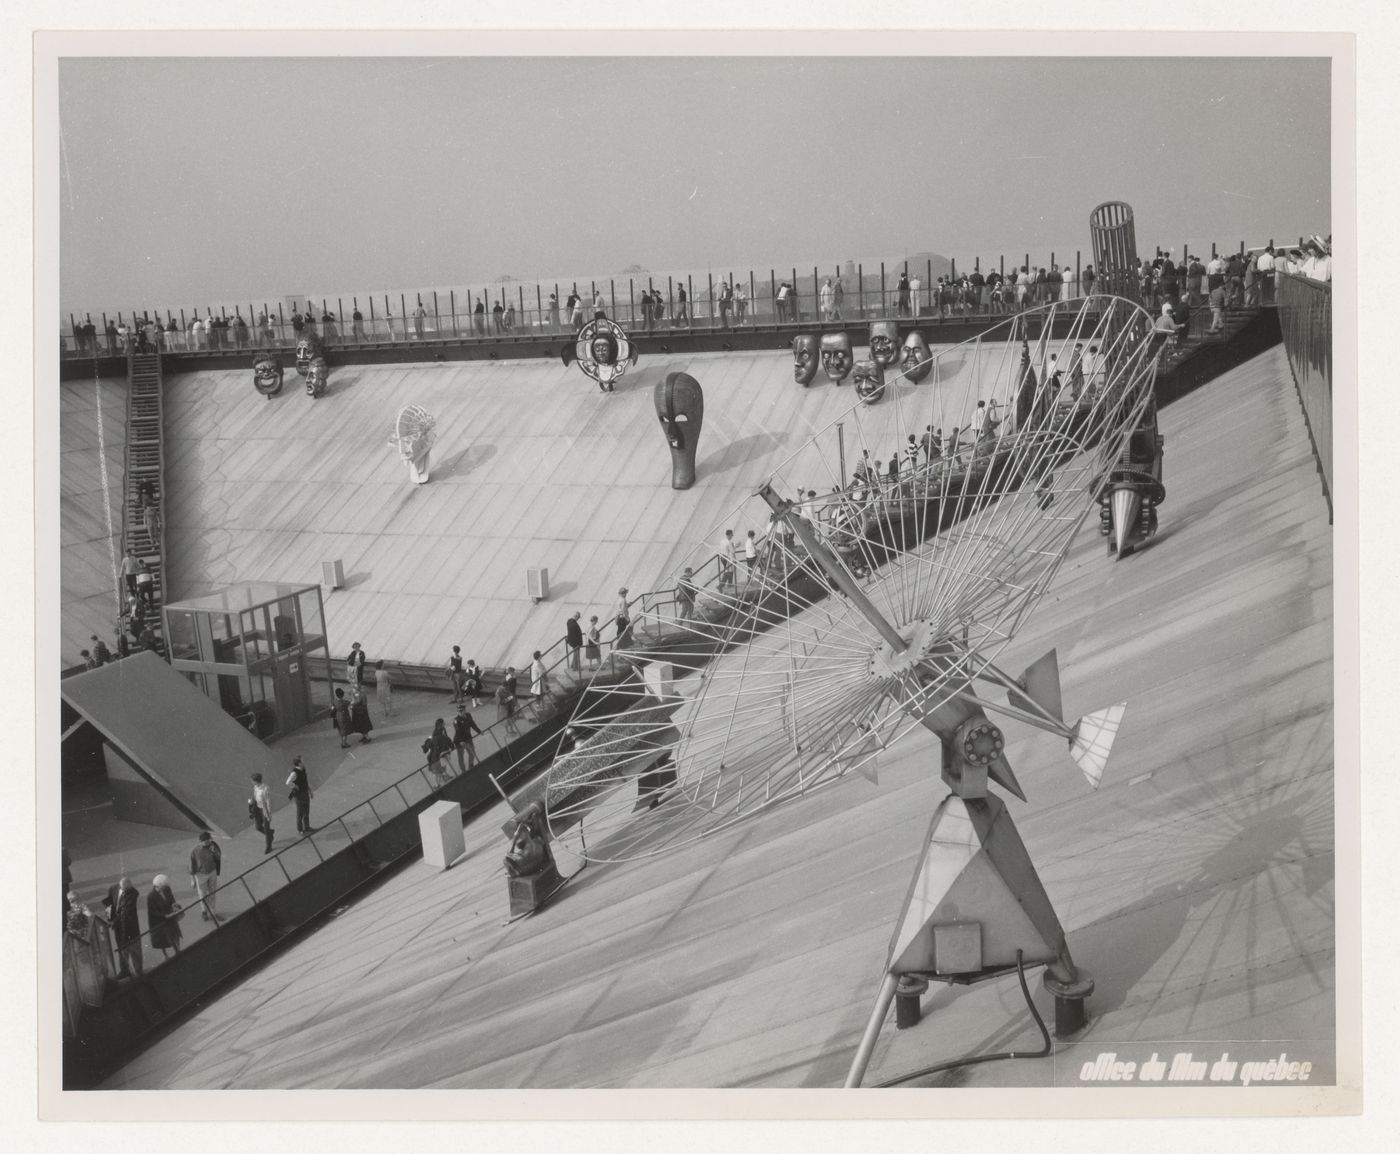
[792,334,819,386]
[820,332,854,383]
[900,331,932,383]
[869,320,900,367]
[852,359,886,405]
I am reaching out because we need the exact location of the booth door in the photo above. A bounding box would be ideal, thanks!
[273,651,311,732]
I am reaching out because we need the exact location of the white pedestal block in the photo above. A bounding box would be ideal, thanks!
[642,661,676,700]
[419,799,465,870]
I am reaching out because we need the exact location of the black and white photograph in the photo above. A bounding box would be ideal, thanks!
[25,11,1375,1140]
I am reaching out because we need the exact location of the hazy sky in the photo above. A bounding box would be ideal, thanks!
[57,55,1331,315]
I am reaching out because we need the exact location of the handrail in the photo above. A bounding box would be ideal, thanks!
[1275,271,1332,518]
[61,234,1296,356]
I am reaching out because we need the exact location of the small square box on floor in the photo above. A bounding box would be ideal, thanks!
[419,800,465,870]
[526,567,549,603]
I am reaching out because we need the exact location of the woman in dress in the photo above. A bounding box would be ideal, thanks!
[146,875,183,959]
[423,718,453,787]
[348,684,374,744]
[374,659,394,717]
[529,651,548,705]
[585,617,602,670]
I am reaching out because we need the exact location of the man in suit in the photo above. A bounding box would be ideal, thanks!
[102,877,143,978]
[565,611,584,674]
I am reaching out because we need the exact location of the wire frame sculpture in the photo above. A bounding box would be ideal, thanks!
[389,404,436,484]
[546,296,1160,863]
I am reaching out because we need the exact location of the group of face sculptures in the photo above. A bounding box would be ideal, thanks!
[792,320,933,404]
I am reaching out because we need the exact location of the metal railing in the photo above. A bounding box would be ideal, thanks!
[62,913,115,1036]
[1276,271,1332,515]
[60,235,1287,358]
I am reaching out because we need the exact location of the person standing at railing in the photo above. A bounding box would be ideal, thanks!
[896,271,911,318]
[548,293,561,332]
[146,875,183,959]
[452,706,482,774]
[585,616,602,669]
[775,282,789,323]
[349,683,374,745]
[446,645,466,703]
[102,877,143,978]
[530,650,549,708]
[592,287,607,320]
[333,688,352,749]
[1256,246,1276,305]
[65,891,92,938]
[673,284,688,327]
[718,531,737,590]
[820,278,835,322]
[1206,279,1226,335]
[614,588,634,649]
[251,773,275,853]
[352,306,366,344]
[505,302,516,332]
[743,530,758,579]
[413,301,427,339]
[565,611,584,674]
[285,758,314,835]
[1225,252,1245,307]
[735,283,749,325]
[423,718,454,786]
[463,658,483,707]
[497,674,520,737]
[676,567,697,623]
[188,830,223,921]
[373,659,395,716]
[346,640,367,688]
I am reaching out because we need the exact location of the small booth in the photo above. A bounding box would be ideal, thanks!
[163,581,332,740]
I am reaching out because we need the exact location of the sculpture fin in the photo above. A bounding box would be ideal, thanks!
[1009,648,1063,723]
[1069,703,1127,789]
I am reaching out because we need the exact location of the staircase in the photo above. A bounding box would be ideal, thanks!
[123,351,166,652]
[1159,303,1259,372]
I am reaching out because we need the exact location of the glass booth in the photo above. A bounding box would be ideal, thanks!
[163,582,332,740]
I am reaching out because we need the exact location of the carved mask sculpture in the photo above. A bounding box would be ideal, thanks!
[253,354,283,397]
[590,334,617,366]
[792,334,819,386]
[821,331,854,383]
[305,356,329,397]
[562,318,638,392]
[869,320,900,367]
[294,331,324,377]
[852,359,886,405]
[900,331,933,383]
[654,370,705,490]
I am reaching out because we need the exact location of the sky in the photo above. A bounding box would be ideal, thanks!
[56,55,1331,317]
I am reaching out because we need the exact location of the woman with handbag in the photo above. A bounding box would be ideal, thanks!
[423,719,453,788]
[146,875,183,959]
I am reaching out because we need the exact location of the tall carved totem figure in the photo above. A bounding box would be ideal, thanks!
[654,371,705,490]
